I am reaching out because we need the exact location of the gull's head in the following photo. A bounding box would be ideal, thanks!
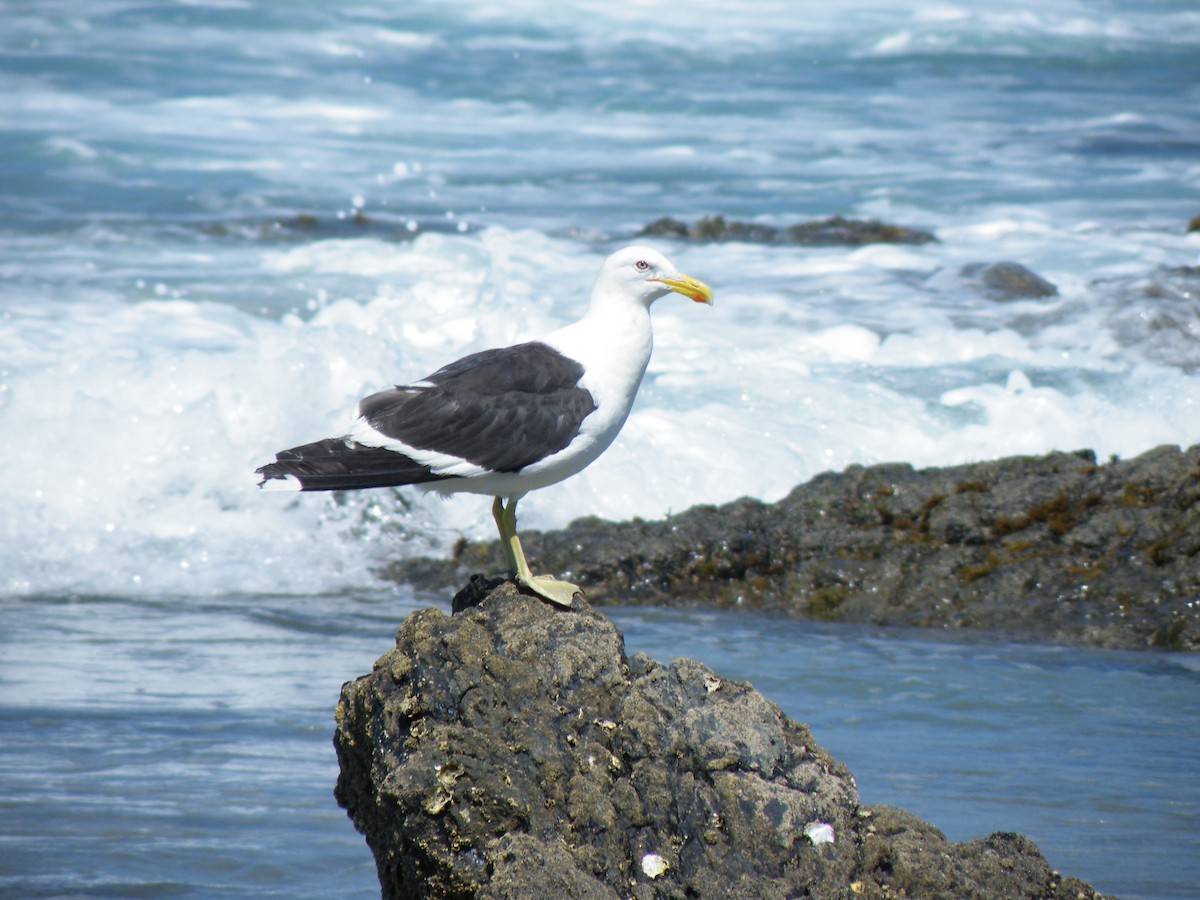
[595,245,714,309]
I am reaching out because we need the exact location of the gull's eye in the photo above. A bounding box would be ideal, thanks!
[635,259,650,271]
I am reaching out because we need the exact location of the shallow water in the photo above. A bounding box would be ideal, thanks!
[1,592,1197,898]
[2,1,1199,896]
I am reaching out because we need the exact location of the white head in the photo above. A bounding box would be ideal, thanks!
[592,245,714,309]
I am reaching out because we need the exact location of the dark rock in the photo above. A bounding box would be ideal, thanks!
[1166,265,1200,279]
[784,215,937,246]
[334,585,1112,899]
[637,214,937,246]
[1187,212,1200,233]
[637,216,692,239]
[197,212,473,243]
[385,443,1200,651]
[692,215,780,243]
[859,806,1107,900]
[960,261,1059,300]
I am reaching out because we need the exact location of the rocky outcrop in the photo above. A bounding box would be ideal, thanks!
[386,444,1200,651]
[334,582,1111,899]
[637,215,937,246]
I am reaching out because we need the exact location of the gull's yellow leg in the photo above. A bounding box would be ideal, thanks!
[491,496,519,574]
[493,496,581,608]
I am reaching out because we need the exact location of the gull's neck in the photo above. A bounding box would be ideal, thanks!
[543,285,655,385]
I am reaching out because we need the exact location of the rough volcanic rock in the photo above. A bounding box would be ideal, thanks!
[334,583,1111,899]
[637,214,937,246]
[385,444,1200,651]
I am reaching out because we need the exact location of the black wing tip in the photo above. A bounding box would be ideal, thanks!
[254,438,455,492]
[256,460,305,491]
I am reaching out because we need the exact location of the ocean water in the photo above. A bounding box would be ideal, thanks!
[1,0,1198,897]
[2,593,1198,899]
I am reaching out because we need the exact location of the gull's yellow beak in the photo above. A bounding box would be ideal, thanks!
[654,273,714,305]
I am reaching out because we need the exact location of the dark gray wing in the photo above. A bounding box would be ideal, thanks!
[357,341,598,473]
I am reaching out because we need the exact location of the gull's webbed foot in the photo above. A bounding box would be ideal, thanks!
[516,572,582,608]
[494,495,581,608]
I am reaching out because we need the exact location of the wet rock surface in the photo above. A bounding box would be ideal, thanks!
[334,583,1111,899]
[386,444,1200,651]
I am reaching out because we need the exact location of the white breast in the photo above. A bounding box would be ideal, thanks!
[544,301,653,447]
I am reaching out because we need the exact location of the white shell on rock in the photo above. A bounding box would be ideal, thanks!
[804,821,836,846]
[641,852,669,878]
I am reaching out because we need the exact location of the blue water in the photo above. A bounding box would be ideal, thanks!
[2,1,1199,897]
[1,593,1197,898]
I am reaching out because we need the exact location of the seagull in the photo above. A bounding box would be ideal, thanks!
[257,245,713,606]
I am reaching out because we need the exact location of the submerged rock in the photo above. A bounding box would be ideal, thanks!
[334,583,1111,898]
[637,214,937,246]
[386,444,1200,651]
[959,261,1059,300]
